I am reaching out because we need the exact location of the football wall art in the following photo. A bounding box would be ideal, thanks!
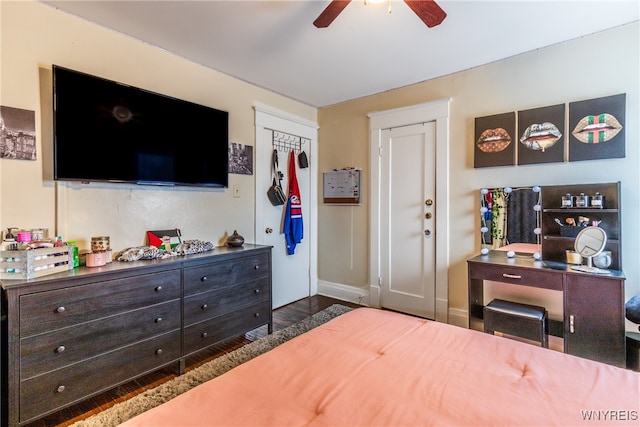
[473,93,625,168]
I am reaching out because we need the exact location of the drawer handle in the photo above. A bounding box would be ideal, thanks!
[155,317,163,323]
[202,332,208,338]
[56,345,66,353]
[201,303,208,310]
[254,312,260,318]
[254,289,260,294]
[56,306,66,313]
[569,315,575,333]
[201,276,208,282]
[56,385,66,393]
[502,273,522,279]
[156,348,163,355]
[155,286,163,292]
[254,265,260,270]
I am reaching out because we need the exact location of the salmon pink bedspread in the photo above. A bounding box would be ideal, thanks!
[121,308,640,426]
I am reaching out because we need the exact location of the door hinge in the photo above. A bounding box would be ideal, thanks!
[379,146,382,157]
[378,277,382,286]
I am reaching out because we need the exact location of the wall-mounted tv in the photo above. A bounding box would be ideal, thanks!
[53,65,229,188]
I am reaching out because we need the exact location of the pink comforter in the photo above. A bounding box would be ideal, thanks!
[122,308,640,426]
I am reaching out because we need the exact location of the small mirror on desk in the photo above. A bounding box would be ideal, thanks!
[571,226,612,275]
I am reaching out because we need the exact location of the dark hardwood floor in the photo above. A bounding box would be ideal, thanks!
[24,295,361,427]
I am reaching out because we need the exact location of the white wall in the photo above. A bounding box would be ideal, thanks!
[0,1,315,252]
[317,22,640,324]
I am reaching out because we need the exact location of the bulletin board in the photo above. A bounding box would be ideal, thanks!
[323,169,361,205]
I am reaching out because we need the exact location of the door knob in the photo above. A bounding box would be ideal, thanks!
[425,212,432,219]
[425,199,433,206]
[265,227,273,234]
[424,230,431,236]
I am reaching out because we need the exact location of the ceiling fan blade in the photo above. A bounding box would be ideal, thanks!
[313,0,351,28]
[403,0,447,28]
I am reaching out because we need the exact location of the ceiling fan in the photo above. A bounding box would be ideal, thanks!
[313,0,447,28]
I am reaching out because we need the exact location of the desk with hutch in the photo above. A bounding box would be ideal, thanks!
[468,252,626,368]
[468,182,626,368]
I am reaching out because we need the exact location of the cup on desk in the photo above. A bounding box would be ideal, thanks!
[566,250,582,265]
[593,251,612,269]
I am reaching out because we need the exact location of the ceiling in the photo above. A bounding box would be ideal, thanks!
[42,0,639,108]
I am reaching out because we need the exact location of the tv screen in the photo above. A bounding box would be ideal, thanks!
[53,65,229,188]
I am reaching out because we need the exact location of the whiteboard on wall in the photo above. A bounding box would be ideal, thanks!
[323,169,361,205]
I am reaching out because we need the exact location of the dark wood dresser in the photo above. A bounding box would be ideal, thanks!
[1,244,272,426]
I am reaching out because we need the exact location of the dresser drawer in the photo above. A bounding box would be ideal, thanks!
[468,262,563,291]
[183,301,271,356]
[184,253,269,296]
[184,278,270,326]
[20,330,181,423]
[20,269,181,337]
[20,299,180,379]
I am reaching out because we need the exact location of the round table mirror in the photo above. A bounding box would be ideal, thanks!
[571,226,611,274]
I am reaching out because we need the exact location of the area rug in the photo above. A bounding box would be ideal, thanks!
[70,304,353,427]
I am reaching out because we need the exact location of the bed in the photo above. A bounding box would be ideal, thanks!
[121,308,640,426]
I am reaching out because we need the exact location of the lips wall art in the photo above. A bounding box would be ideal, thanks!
[517,103,565,166]
[568,93,625,162]
[473,93,625,168]
[474,112,516,168]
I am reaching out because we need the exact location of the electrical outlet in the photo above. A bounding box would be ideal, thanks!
[233,185,240,198]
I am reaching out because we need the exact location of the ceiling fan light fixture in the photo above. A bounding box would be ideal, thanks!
[314,0,445,28]
[364,0,392,13]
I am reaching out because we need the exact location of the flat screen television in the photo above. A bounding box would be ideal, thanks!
[53,65,229,188]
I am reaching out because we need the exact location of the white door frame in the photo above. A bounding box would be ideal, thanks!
[253,102,319,300]
[368,99,450,323]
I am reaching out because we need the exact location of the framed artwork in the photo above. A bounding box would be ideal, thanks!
[517,104,565,165]
[474,112,515,168]
[228,142,253,175]
[0,105,36,160]
[568,93,625,162]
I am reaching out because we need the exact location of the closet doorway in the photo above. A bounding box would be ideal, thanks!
[254,104,318,308]
[369,100,450,322]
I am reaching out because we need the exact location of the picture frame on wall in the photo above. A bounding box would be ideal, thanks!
[0,105,36,160]
[517,103,565,165]
[228,142,253,175]
[568,93,625,162]
[473,112,515,168]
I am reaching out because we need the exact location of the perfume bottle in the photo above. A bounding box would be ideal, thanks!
[575,193,589,208]
[591,192,604,208]
[561,193,574,208]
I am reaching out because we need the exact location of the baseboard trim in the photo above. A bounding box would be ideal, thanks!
[317,281,471,327]
[448,307,469,328]
[317,280,369,306]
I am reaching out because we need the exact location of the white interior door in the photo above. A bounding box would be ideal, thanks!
[380,122,436,319]
[254,105,317,309]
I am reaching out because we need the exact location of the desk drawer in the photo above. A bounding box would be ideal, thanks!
[468,262,562,290]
